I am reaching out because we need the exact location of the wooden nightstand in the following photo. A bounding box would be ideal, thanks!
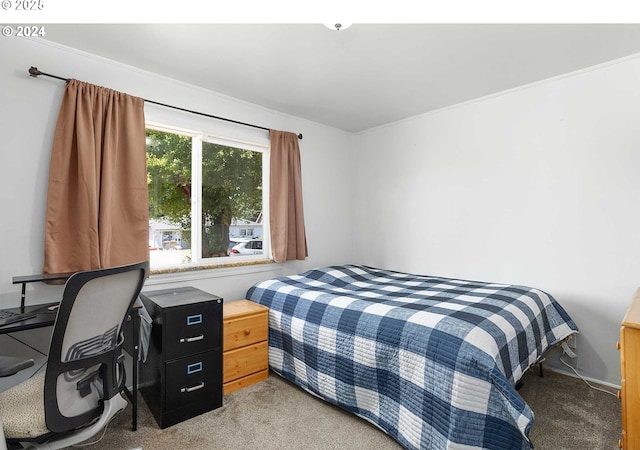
[223,299,269,394]
[619,288,640,449]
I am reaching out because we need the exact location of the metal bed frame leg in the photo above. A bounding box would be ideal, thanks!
[515,361,544,391]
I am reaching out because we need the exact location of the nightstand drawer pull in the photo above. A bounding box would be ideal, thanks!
[180,334,204,343]
[187,362,203,374]
[186,314,202,326]
[181,382,205,393]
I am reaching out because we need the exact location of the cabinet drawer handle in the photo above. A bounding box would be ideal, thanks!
[617,341,621,350]
[244,329,251,336]
[617,390,622,400]
[181,382,205,393]
[180,334,204,343]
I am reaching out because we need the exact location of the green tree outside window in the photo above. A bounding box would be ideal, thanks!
[146,129,263,260]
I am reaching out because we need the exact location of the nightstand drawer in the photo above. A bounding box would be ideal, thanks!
[223,311,268,351]
[224,369,269,395]
[223,340,268,383]
[165,349,221,411]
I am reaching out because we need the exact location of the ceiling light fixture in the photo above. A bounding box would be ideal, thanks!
[324,23,352,31]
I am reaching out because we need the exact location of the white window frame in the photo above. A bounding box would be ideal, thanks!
[146,122,271,270]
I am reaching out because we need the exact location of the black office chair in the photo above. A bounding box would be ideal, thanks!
[0,261,148,450]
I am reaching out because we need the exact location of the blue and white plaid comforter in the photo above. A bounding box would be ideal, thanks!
[246,265,578,450]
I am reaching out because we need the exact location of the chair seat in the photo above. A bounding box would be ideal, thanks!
[0,371,48,438]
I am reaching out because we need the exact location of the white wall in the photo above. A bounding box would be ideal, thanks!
[352,54,640,385]
[0,37,354,308]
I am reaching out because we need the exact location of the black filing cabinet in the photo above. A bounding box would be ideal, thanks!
[139,287,223,428]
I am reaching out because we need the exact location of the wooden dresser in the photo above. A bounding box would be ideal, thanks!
[619,288,640,449]
[223,299,269,394]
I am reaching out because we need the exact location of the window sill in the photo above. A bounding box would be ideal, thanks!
[146,259,282,286]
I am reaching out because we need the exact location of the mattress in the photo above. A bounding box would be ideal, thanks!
[246,264,578,449]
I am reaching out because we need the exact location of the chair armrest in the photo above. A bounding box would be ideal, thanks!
[0,356,34,377]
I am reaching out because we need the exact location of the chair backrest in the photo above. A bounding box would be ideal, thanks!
[43,261,148,433]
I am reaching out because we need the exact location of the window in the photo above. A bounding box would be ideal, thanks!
[146,125,269,269]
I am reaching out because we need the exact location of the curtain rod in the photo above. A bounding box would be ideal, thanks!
[28,66,303,140]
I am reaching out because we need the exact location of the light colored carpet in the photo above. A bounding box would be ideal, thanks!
[73,369,620,450]
[519,369,621,449]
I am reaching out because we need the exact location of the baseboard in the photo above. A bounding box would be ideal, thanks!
[542,364,621,391]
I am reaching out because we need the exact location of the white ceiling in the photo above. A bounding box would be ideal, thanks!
[42,24,640,133]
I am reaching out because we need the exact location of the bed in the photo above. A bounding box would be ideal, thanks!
[246,264,578,450]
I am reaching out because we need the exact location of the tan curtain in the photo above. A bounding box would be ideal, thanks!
[269,130,308,263]
[43,79,149,274]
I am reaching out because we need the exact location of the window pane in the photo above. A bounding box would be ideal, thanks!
[146,129,192,267]
[202,141,263,259]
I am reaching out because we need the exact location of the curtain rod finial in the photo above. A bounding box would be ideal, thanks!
[29,66,41,77]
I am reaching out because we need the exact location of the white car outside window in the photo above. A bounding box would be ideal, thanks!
[229,239,263,256]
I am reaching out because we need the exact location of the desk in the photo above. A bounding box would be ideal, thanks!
[1,273,141,431]
[12,272,71,313]
[0,303,58,333]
